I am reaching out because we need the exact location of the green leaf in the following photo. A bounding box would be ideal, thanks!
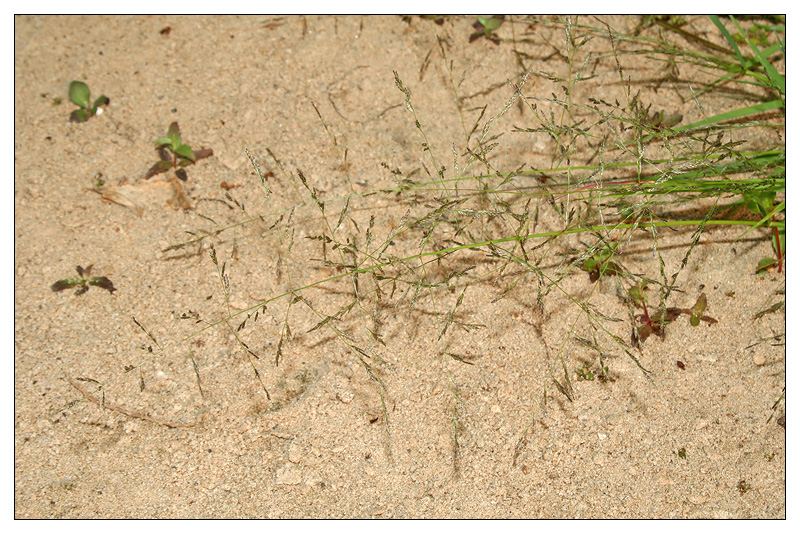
[483,16,503,32]
[175,144,196,162]
[51,277,81,292]
[735,200,784,244]
[629,284,647,306]
[674,100,784,132]
[92,95,109,111]
[690,293,707,327]
[742,190,776,217]
[729,16,785,95]
[68,81,91,108]
[756,257,778,274]
[709,16,745,67]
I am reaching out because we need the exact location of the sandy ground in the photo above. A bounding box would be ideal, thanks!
[14,15,785,518]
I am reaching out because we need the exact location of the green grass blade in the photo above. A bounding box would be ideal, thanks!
[728,16,785,95]
[675,100,784,131]
[709,16,745,66]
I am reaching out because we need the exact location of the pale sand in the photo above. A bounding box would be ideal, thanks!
[14,15,785,518]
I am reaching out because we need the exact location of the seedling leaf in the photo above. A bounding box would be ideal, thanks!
[690,293,708,326]
[69,81,91,109]
[89,277,117,293]
[756,257,779,274]
[167,121,181,140]
[743,190,776,218]
[93,95,110,110]
[50,265,115,295]
[175,144,196,162]
[70,109,89,123]
[51,278,80,292]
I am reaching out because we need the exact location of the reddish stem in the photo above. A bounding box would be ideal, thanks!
[637,295,652,325]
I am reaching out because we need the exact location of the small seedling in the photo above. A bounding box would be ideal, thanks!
[470,16,504,44]
[575,362,595,381]
[743,189,784,273]
[68,81,109,122]
[145,122,213,180]
[631,292,718,346]
[580,245,624,283]
[677,447,687,459]
[647,109,683,130]
[51,265,116,295]
[736,480,752,495]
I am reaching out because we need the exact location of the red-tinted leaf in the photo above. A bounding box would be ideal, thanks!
[70,109,89,123]
[665,307,684,323]
[145,160,174,179]
[89,277,116,294]
[637,324,652,344]
[192,148,214,161]
[167,121,181,139]
[51,279,77,292]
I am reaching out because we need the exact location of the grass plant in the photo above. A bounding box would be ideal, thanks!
[71,16,785,463]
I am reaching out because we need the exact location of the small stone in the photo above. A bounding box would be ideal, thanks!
[288,443,303,463]
[275,465,302,485]
[753,352,766,366]
[694,420,709,431]
[336,390,354,404]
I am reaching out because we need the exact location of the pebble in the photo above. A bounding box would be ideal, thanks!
[288,443,303,463]
[694,419,709,431]
[275,465,302,485]
[753,352,766,366]
[336,390,354,404]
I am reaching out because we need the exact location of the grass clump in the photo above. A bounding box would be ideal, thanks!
[73,17,784,461]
